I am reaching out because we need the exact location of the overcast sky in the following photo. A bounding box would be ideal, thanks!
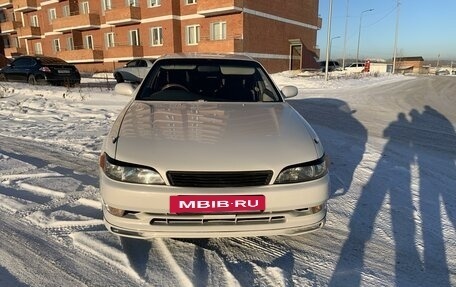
[317,0,456,62]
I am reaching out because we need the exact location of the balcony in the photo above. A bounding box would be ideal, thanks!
[18,26,41,39]
[4,46,27,57]
[197,0,243,16]
[53,13,101,32]
[13,0,38,12]
[105,6,141,26]
[0,0,13,8]
[198,37,243,53]
[0,20,22,34]
[317,17,322,30]
[104,45,144,60]
[57,49,104,63]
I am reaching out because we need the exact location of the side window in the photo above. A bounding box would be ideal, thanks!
[149,0,161,7]
[126,60,137,68]
[105,32,115,48]
[48,8,57,23]
[31,15,39,27]
[186,25,200,45]
[150,27,163,46]
[210,22,226,40]
[34,43,43,55]
[53,39,61,52]
[129,29,140,46]
[63,5,71,17]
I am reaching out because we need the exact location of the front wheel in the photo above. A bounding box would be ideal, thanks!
[114,73,124,83]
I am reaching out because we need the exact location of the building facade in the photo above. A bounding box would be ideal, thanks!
[0,0,321,73]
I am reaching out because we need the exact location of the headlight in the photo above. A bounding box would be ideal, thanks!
[99,153,165,185]
[274,155,328,184]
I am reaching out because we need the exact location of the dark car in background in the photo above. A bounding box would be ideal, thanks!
[318,60,342,72]
[113,58,155,83]
[0,55,81,86]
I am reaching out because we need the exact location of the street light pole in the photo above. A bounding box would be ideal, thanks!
[356,8,374,65]
[324,0,334,81]
[392,0,400,73]
[342,0,349,69]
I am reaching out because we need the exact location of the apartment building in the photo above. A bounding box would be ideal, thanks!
[0,0,321,73]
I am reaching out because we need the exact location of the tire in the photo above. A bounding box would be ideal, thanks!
[114,73,124,83]
[28,75,37,85]
[0,73,6,82]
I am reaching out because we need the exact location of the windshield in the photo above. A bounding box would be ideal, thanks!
[135,58,283,102]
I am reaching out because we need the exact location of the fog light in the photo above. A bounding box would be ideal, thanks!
[106,205,125,217]
[311,204,325,214]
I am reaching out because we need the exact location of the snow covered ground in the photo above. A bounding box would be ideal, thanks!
[0,72,455,287]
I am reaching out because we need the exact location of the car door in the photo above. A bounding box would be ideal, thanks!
[137,60,151,80]
[123,60,140,82]
[4,58,31,81]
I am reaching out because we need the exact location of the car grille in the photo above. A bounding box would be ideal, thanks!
[166,170,273,187]
[150,214,286,226]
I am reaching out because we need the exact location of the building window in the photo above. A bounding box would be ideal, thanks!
[63,5,71,17]
[48,8,57,23]
[31,15,39,27]
[81,1,90,14]
[53,39,61,52]
[148,0,160,7]
[128,0,139,7]
[85,35,94,49]
[129,30,139,46]
[186,25,200,45]
[210,22,226,40]
[105,32,115,48]
[34,42,42,55]
[150,27,163,46]
[67,37,74,51]
[186,0,197,4]
[102,0,112,11]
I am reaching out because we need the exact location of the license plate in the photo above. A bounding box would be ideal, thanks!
[58,70,70,74]
[170,195,265,214]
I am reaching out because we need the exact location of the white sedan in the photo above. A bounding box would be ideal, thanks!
[99,53,329,239]
[113,58,155,83]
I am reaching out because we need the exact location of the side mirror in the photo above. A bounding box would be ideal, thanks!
[281,85,298,98]
[115,83,135,96]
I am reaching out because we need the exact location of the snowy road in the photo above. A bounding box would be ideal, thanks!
[0,74,455,286]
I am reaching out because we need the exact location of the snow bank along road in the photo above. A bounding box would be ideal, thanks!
[0,75,455,286]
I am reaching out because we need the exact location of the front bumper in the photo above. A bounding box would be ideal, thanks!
[100,172,329,239]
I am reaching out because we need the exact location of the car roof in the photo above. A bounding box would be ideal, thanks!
[158,53,255,62]
[14,55,68,63]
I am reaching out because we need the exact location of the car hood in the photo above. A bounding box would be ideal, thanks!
[112,101,323,172]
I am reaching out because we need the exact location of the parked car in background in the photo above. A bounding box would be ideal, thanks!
[345,62,365,73]
[435,69,450,76]
[318,60,341,72]
[113,58,155,83]
[99,53,329,239]
[0,55,80,86]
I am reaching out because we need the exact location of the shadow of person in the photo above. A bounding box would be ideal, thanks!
[120,237,152,278]
[409,105,455,286]
[329,113,422,287]
[289,98,367,197]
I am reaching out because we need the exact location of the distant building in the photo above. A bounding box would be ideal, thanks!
[394,56,426,74]
[0,0,322,73]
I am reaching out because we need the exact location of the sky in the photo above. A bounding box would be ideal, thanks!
[317,0,456,62]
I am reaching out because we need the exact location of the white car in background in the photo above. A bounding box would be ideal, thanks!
[99,53,330,239]
[113,58,155,83]
[345,62,365,73]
